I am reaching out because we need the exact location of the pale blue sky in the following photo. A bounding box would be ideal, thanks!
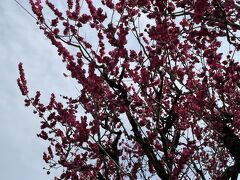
[0,1,78,179]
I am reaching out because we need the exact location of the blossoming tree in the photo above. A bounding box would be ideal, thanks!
[17,0,240,179]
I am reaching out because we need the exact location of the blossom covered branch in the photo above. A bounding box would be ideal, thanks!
[17,0,240,179]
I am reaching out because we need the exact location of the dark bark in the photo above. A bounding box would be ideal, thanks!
[103,73,169,179]
[97,172,106,180]
[221,125,240,179]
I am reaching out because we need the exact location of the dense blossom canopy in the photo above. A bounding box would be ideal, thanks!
[18,0,240,179]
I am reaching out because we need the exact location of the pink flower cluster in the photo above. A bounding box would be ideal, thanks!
[17,0,240,179]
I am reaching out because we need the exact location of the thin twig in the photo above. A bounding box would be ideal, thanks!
[14,0,38,21]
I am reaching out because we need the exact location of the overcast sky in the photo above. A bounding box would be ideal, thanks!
[3,1,240,180]
[0,1,78,179]
[0,2,136,179]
